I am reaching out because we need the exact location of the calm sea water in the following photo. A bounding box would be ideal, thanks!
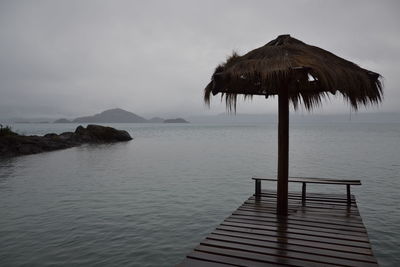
[0,122,399,266]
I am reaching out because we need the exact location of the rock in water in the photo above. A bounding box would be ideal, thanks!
[0,125,132,157]
[75,125,132,142]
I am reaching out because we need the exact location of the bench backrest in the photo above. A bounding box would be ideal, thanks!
[252,176,361,185]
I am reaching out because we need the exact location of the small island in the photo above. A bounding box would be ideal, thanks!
[163,118,189,123]
[0,124,132,157]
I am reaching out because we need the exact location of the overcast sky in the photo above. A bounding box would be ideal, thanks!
[0,0,399,119]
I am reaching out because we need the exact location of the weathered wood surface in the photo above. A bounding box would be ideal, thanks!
[252,176,362,185]
[178,190,378,267]
[252,177,361,206]
[277,85,289,216]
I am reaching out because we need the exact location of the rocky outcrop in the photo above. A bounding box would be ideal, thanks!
[0,125,132,157]
[74,125,132,142]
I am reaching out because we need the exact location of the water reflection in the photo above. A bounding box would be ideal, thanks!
[0,123,399,266]
[0,157,17,187]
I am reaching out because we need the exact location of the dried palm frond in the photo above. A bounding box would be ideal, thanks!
[204,35,383,111]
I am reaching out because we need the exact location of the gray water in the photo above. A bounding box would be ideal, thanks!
[0,122,399,266]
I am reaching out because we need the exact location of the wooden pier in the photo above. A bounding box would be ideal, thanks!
[179,188,378,266]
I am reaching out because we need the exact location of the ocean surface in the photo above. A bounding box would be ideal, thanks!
[0,122,399,266]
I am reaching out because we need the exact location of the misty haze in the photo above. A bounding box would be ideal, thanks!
[0,1,399,267]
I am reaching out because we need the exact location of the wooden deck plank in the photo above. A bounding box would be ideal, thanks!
[216,225,371,248]
[177,258,235,267]
[220,221,370,243]
[206,233,377,263]
[201,239,377,267]
[186,251,280,267]
[228,214,367,233]
[224,217,368,237]
[239,204,362,217]
[211,229,374,255]
[195,245,339,267]
[178,190,378,266]
[232,210,366,229]
[244,201,359,211]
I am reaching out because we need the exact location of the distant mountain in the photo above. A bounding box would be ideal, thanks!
[164,118,189,123]
[72,108,148,123]
[51,108,191,123]
[54,118,71,123]
[148,117,165,123]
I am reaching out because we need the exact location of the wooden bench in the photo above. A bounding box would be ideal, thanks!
[252,176,361,205]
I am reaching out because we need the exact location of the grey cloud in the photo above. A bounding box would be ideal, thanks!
[0,0,399,119]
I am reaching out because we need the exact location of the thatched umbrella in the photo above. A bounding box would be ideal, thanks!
[204,34,383,216]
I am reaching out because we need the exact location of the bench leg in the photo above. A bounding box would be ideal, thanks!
[255,180,261,199]
[347,184,351,205]
[302,182,306,206]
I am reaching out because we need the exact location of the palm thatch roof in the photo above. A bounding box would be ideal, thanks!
[204,34,383,111]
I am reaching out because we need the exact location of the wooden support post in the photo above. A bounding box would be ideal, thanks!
[255,179,261,199]
[347,184,351,205]
[302,182,306,206]
[277,86,289,216]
